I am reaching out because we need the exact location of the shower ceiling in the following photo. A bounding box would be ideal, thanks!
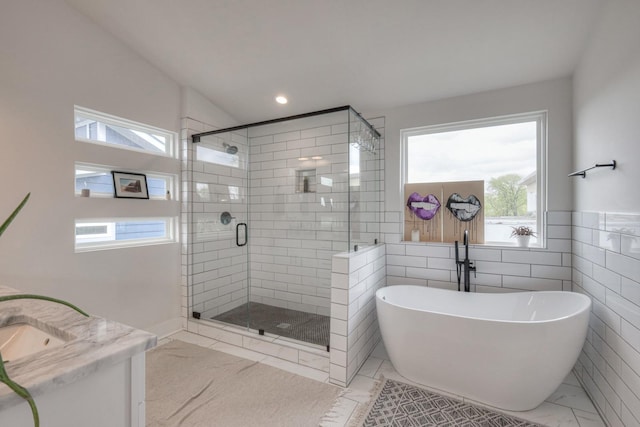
[65,0,602,122]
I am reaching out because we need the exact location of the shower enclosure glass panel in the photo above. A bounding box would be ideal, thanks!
[189,107,380,347]
[190,129,249,324]
[349,110,381,250]
[242,111,350,346]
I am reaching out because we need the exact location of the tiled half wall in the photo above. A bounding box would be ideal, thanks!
[330,244,386,387]
[572,211,640,427]
[382,211,573,292]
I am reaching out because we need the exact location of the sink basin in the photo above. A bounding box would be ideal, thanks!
[0,323,66,363]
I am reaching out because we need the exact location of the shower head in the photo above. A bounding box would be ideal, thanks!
[222,142,238,155]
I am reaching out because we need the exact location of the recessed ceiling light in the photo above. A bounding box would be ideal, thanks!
[275,95,288,104]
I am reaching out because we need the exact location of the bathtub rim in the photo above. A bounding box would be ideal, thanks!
[375,285,591,325]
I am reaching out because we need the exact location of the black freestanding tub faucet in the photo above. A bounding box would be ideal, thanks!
[455,229,476,292]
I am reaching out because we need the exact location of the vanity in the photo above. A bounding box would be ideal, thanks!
[0,286,156,427]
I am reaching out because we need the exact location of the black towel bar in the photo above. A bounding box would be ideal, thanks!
[568,160,616,178]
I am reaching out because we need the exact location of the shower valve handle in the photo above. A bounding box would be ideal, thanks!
[220,211,235,225]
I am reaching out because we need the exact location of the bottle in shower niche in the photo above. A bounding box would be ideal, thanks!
[303,176,309,193]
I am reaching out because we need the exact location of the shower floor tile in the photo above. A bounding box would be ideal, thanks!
[212,302,330,347]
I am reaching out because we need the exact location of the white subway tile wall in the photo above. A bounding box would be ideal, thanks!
[182,113,384,346]
[247,112,384,315]
[382,210,573,293]
[330,244,386,387]
[572,211,640,427]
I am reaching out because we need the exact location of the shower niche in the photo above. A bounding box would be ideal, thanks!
[295,169,316,193]
[186,106,382,348]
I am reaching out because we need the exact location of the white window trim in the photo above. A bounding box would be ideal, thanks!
[74,106,177,158]
[400,111,547,247]
[75,217,178,253]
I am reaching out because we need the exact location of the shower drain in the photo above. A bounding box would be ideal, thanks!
[276,323,291,329]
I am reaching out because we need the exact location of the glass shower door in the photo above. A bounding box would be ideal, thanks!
[240,111,351,348]
[190,128,250,328]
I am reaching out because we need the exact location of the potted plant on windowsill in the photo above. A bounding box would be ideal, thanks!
[0,193,88,427]
[511,226,536,248]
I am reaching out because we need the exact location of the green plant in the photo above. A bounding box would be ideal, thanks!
[0,193,30,237]
[510,225,536,237]
[0,194,88,427]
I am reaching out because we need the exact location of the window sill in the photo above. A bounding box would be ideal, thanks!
[75,238,178,253]
[399,240,545,250]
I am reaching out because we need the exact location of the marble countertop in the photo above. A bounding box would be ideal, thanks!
[0,286,156,409]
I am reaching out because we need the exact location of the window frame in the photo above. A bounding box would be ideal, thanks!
[74,217,177,252]
[74,106,177,158]
[400,111,547,247]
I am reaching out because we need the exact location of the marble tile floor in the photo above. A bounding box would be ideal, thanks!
[157,331,606,427]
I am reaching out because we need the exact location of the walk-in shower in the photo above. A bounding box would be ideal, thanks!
[187,106,382,348]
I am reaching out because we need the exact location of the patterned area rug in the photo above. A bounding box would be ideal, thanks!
[360,379,543,427]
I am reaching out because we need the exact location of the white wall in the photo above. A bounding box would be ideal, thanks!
[0,0,182,334]
[367,76,574,213]
[573,0,640,213]
[572,1,640,425]
[361,78,575,294]
[181,87,237,130]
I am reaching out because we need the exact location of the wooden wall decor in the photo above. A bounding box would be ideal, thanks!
[404,183,443,242]
[404,180,484,244]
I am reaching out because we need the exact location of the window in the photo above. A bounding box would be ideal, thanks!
[75,163,176,200]
[75,222,116,244]
[402,112,546,246]
[74,106,176,157]
[196,145,240,168]
[75,218,176,252]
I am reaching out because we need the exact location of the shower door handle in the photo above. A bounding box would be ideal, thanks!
[236,223,247,247]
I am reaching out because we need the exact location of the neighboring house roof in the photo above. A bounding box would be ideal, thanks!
[520,171,536,186]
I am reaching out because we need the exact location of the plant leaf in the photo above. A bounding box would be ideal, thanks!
[0,294,89,317]
[0,354,39,427]
[0,193,30,238]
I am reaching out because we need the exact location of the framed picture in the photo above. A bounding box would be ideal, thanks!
[112,171,149,199]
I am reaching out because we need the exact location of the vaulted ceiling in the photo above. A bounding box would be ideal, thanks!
[65,0,602,123]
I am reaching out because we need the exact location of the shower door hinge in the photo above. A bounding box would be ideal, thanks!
[192,311,201,319]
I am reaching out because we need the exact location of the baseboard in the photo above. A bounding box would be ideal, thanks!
[143,317,183,339]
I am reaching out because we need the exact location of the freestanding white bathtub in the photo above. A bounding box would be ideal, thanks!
[376,285,591,411]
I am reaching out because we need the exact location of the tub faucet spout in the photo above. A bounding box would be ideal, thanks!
[455,229,476,292]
